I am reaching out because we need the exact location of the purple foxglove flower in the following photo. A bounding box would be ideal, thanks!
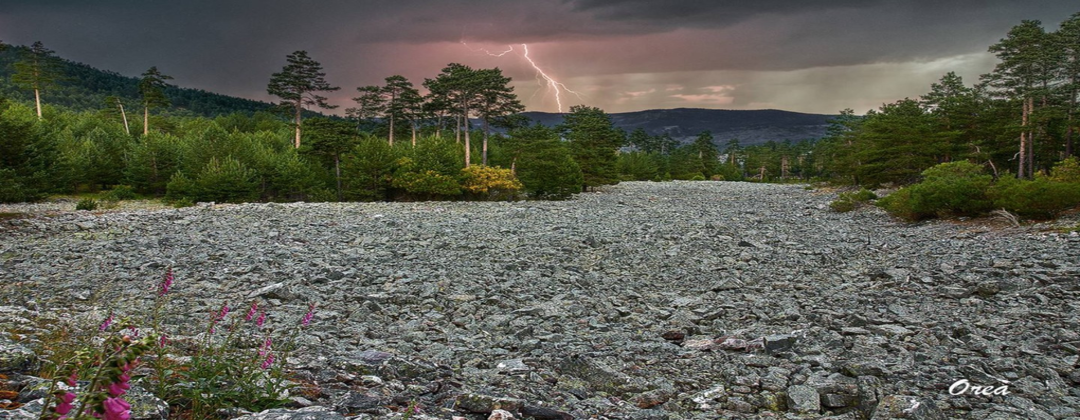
[255,311,266,327]
[245,301,258,321]
[158,268,174,296]
[99,314,114,331]
[301,304,316,326]
[260,354,275,369]
[107,381,130,397]
[102,396,131,420]
[54,391,76,415]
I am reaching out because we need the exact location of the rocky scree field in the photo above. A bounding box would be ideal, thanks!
[0,181,1079,419]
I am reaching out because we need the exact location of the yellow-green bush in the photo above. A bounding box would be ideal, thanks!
[460,166,522,200]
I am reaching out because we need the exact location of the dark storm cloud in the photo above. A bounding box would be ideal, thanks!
[566,0,874,23]
[0,0,1077,113]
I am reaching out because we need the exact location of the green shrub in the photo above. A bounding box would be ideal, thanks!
[0,168,42,203]
[990,175,1080,220]
[877,161,993,220]
[75,198,99,211]
[516,141,584,200]
[617,151,660,181]
[830,188,877,212]
[171,197,195,208]
[102,185,137,201]
[166,157,261,204]
[392,167,462,199]
[1049,157,1080,183]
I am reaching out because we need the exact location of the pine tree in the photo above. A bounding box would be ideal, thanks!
[559,105,624,190]
[380,75,423,147]
[139,66,173,136]
[983,20,1058,178]
[12,41,63,120]
[474,68,524,166]
[267,51,339,148]
[301,118,358,201]
[347,85,386,133]
[425,63,482,166]
[1058,13,1080,157]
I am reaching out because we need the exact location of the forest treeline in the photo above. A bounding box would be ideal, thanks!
[1,12,1079,216]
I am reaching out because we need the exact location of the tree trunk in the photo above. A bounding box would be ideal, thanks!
[388,113,395,146]
[411,123,417,147]
[335,155,342,202]
[33,88,42,120]
[1066,125,1075,159]
[294,102,303,149]
[1027,97,1035,178]
[144,105,150,136]
[117,99,130,135]
[482,118,490,167]
[454,114,461,144]
[1019,97,1030,179]
[463,100,472,167]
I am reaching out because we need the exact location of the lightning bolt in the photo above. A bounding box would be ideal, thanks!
[460,37,583,113]
[461,41,515,57]
[519,44,583,113]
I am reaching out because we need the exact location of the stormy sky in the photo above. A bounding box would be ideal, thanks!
[0,1,1075,114]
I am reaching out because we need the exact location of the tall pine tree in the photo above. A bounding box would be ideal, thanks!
[268,51,339,148]
[139,66,173,136]
[12,41,63,120]
[559,105,624,191]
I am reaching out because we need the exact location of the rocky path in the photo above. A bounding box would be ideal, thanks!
[1,181,1078,419]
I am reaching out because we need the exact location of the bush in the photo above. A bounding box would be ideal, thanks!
[516,140,584,200]
[460,166,522,200]
[1049,157,1080,183]
[617,152,660,181]
[102,185,137,201]
[341,138,396,201]
[990,175,1080,220]
[0,168,42,203]
[166,157,261,203]
[391,167,462,199]
[75,198,99,211]
[172,197,195,208]
[877,161,993,221]
[829,188,877,212]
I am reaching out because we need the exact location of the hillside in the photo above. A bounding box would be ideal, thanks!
[0,45,277,117]
[523,108,836,146]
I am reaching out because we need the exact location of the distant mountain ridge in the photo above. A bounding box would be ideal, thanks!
[523,108,836,146]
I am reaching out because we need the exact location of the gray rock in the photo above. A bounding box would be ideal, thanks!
[0,337,39,374]
[454,393,524,414]
[333,391,387,415]
[763,334,797,353]
[786,384,821,414]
